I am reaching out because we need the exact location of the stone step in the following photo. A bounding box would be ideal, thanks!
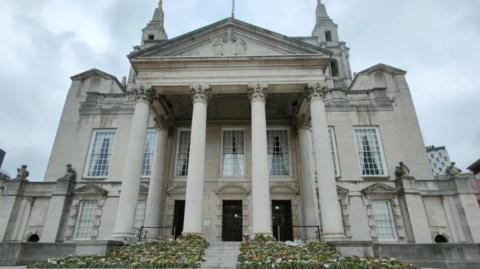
[202,242,241,269]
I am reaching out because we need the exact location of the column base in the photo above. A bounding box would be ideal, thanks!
[322,233,347,242]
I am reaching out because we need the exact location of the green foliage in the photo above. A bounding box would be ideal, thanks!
[28,235,209,268]
[238,235,417,269]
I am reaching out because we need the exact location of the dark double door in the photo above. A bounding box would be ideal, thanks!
[222,201,243,241]
[272,200,293,241]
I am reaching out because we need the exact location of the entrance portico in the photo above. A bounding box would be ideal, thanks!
[111,24,346,241]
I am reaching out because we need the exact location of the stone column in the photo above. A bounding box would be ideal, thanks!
[40,178,74,242]
[182,84,210,235]
[306,81,345,241]
[297,122,321,240]
[111,88,151,240]
[248,83,272,236]
[144,119,169,239]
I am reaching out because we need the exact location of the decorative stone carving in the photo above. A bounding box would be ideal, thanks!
[294,114,311,129]
[212,32,248,56]
[445,162,462,177]
[395,162,410,179]
[248,83,268,103]
[62,164,77,181]
[134,86,156,103]
[154,115,174,130]
[15,165,29,181]
[190,84,211,103]
[305,80,330,101]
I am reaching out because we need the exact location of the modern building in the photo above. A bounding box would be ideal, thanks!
[426,145,452,176]
[1,0,480,267]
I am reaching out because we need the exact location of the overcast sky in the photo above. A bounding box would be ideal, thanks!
[0,0,479,180]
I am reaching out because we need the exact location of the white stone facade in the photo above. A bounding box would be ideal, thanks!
[1,0,480,246]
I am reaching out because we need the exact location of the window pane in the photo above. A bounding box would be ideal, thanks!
[87,130,116,177]
[267,130,290,176]
[176,131,191,177]
[222,130,245,177]
[141,130,156,177]
[371,200,396,240]
[75,201,97,239]
[328,128,340,176]
[134,201,146,229]
[354,128,385,176]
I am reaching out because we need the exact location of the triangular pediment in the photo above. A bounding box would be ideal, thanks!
[361,183,398,195]
[74,184,108,196]
[129,18,331,59]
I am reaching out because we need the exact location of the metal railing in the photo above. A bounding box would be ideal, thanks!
[273,225,321,242]
[134,226,176,242]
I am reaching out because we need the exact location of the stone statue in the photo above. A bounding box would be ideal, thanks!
[395,162,410,178]
[63,164,77,181]
[445,162,462,177]
[15,165,29,180]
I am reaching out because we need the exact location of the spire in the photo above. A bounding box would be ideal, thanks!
[312,0,338,42]
[316,0,329,19]
[142,0,168,45]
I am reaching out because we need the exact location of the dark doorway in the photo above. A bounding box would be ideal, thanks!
[173,200,185,239]
[435,234,449,243]
[222,200,243,241]
[272,200,293,241]
[27,234,40,242]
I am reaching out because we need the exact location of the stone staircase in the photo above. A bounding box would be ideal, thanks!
[201,241,241,269]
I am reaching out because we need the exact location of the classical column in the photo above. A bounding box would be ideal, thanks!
[297,119,321,240]
[306,81,345,240]
[248,83,272,236]
[111,87,151,240]
[182,84,210,235]
[144,118,169,239]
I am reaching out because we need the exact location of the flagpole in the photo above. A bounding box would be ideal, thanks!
[231,0,235,18]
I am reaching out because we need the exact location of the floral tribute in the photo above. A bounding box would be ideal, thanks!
[28,235,208,268]
[237,235,417,269]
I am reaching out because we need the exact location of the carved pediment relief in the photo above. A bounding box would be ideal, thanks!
[74,184,108,196]
[215,184,250,195]
[130,19,329,59]
[361,183,398,195]
[271,183,299,195]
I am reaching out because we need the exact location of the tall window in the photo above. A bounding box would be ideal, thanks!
[371,200,396,241]
[134,201,146,229]
[86,130,116,177]
[354,127,386,176]
[176,130,191,177]
[74,201,97,239]
[141,130,156,177]
[328,127,341,177]
[325,30,332,41]
[222,130,245,177]
[267,129,290,176]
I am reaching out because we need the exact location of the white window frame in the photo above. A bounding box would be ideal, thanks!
[83,129,117,179]
[74,200,97,240]
[220,127,247,178]
[266,127,293,177]
[371,200,397,241]
[174,128,191,178]
[328,127,341,178]
[141,129,157,178]
[353,126,388,177]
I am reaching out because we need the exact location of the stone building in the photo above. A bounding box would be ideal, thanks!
[0,149,10,194]
[1,0,480,266]
[426,145,452,176]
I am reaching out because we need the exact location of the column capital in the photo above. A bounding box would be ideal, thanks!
[134,86,155,104]
[191,84,211,104]
[248,83,268,103]
[305,80,329,101]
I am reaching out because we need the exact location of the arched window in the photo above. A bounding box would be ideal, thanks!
[330,59,339,77]
[27,234,40,243]
[434,234,448,243]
